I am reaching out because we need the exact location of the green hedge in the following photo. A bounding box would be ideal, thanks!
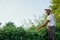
[0,22,60,40]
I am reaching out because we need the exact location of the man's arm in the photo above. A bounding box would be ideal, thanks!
[37,20,49,30]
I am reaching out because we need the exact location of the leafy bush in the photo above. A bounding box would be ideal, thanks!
[0,22,60,40]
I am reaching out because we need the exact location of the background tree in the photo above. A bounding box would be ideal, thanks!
[50,0,60,22]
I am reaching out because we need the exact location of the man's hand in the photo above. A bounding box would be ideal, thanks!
[36,20,49,30]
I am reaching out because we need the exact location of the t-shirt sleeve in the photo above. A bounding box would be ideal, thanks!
[47,16,50,22]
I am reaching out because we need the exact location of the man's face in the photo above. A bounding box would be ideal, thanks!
[45,10,50,15]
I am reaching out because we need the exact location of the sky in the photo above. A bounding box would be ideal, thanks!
[0,0,51,27]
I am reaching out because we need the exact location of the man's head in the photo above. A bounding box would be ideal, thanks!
[45,9,51,15]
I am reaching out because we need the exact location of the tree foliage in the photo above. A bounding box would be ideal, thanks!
[50,0,60,22]
[0,22,48,40]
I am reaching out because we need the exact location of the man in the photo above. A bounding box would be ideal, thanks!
[37,9,55,40]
